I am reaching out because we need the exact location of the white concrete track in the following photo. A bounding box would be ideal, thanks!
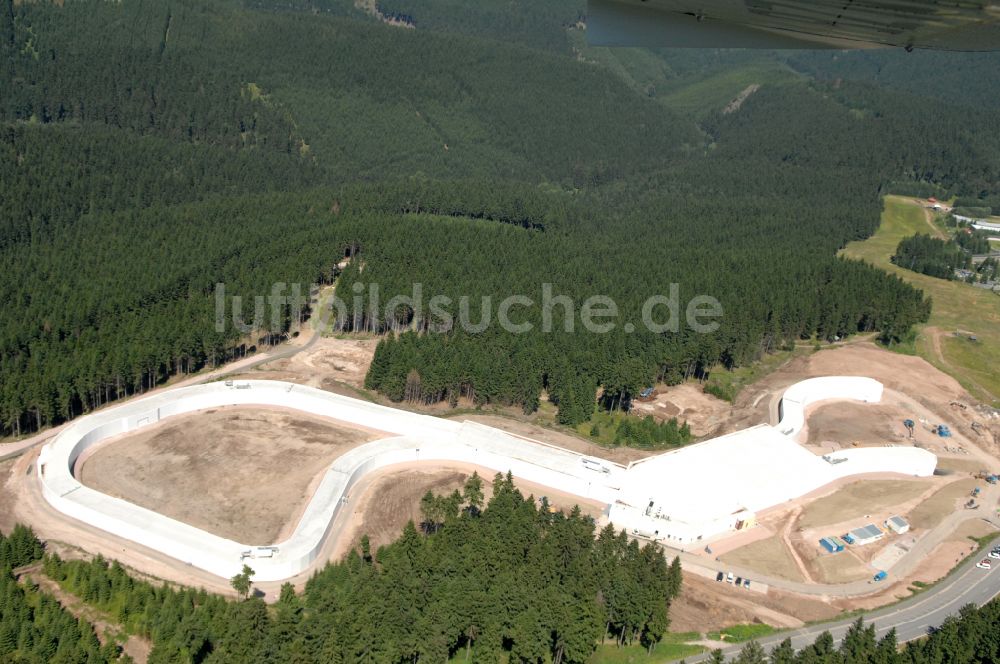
[37,377,937,582]
[38,381,623,581]
[775,376,883,437]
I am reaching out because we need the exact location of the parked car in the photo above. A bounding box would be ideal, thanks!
[716,571,725,582]
[742,578,751,589]
[735,576,743,586]
[989,550,1000,560]
[977,559,992,570]
[726,572,734,583]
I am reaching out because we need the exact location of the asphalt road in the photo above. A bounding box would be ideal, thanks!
[684,536,1000,661]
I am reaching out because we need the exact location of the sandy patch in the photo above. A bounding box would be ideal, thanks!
[630,384,732,437]
[798,480,934,530]
[813,551,872,583]
[79,406,384,544]
[907,479,979,529]
[719,535,805,583]
[241,335,377,392]
[334,461,609,559]
[669,573,837,633]
[806,402,908,448]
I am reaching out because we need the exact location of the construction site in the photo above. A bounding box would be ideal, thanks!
[2,338,999,630]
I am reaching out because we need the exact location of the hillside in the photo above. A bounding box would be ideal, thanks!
[3,0,1000,436]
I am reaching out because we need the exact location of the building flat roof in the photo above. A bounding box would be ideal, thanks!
[850,524,884,540]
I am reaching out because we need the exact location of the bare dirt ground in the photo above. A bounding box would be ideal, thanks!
[79,406,385,544]
[233,335,377,396]
[630,384,732,437]
[342,467,469,553]
[0,458,19,534]
[806,402,908,448]
[812,552,872,584]
[670,573,838,632]
[334,461,609,558]
[798,480,934,530]
[907,479,979,529]
[724,343,982,436]
[789,477,953,584]
[719,535,805,582]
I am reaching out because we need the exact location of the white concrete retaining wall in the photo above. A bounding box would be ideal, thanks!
[777,376,883,438]
[38,381,624,581]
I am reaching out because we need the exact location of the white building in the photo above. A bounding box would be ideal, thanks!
[847,524,885,546]
[885,515,910,535]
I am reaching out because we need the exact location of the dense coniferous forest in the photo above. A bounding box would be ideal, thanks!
[2,0,1000,434]
[5,476,684,663]
[6,2,1000,660]
[7,518,1000,663]
[893,235,971,279]
[0,525,124,663]
[893,228,996,281]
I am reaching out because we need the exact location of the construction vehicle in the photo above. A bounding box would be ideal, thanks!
[873,570,888,582]
[934,424,952,438]
[581,458,611,474]
[965,499,979,509]
[637,387,657,402]
[973,487,982,498]
[538,497,558,514]
[903,419,915,439]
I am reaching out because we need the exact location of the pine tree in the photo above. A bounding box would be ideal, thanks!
[463,472,484,512]
[769,638,795,664]
[734,640,766,664]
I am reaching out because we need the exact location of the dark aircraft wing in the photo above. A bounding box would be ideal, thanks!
[588,0,1000,50]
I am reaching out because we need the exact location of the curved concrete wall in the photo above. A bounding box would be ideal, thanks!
[777,376,883,438]
[38,381,624,581]
[38,376,934,579]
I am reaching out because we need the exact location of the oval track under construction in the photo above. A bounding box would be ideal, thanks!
[37,377,936,581]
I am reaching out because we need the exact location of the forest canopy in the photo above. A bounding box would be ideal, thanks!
[3,0,1000,433]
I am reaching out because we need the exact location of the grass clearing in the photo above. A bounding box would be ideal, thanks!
[706,623,776,643]
[563,35,803,120]
[840,196,1000,404]
[906,479,978,529]
[657,67,802,117]
[719,535,805,583]
[703,344,812,403]
[451,632,704,663]
[589,632,705,663]
[798,480,931,529]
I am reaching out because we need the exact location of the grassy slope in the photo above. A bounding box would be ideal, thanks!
[565,33,803,119]
[840,196,1000,404]
[655,64,802,118]
[446,632,704,664]
[589,632,705,663]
